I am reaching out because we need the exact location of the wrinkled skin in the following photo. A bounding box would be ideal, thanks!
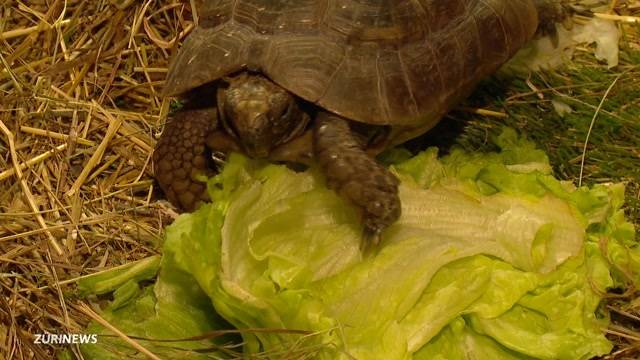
[313,113,401,246]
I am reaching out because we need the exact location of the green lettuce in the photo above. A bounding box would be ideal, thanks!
[80,129,638,359]
[76,244,234,359]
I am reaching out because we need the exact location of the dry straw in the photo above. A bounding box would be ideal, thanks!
[1,0,183,358]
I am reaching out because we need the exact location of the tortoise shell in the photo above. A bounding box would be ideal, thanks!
[164,0,539,135]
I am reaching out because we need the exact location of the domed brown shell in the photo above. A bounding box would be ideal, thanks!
[164,0,539,130]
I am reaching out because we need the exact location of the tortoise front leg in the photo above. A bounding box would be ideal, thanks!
[314,112,401,249]
[154,107,217,211]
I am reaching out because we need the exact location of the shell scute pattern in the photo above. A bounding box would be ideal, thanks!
[166,0,538,130]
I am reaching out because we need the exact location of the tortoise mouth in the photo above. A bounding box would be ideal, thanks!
[241,140,271,158]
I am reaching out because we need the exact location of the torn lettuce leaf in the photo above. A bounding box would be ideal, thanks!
[80,129,638,359]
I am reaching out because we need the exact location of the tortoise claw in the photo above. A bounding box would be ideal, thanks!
[361,225,382,256]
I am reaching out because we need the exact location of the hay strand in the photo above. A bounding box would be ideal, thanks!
[76,303,162,360]
[0,119,63,256]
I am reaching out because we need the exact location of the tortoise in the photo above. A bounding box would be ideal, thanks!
[154,0,568,247]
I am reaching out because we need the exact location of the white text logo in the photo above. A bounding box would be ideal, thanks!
[34,333,98,344]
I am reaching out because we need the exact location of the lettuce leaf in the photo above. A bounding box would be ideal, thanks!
[80,129,638,359]
[77,222,234,359]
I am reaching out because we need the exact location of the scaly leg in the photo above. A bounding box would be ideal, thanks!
[313,112,401,250]
[154,107,216,211]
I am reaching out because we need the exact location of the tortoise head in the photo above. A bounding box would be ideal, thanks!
[218,73,307,158]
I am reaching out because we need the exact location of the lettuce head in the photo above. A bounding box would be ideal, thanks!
[79,129,638,360]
